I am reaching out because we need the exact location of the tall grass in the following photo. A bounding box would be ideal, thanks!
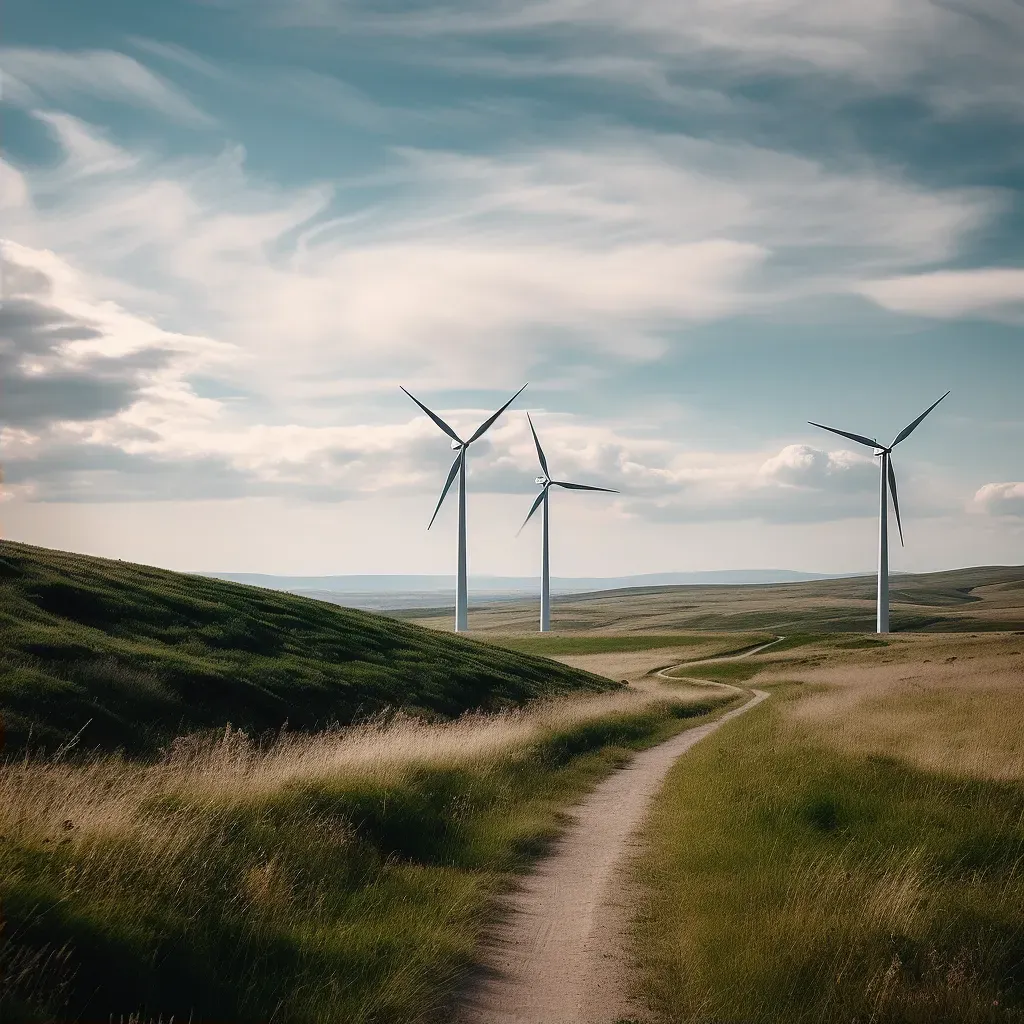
[0,686,731,1022]
[630,689,1024,1023]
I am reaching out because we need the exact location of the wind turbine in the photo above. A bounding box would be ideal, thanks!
[401,383,527,632]
[519,413,618,632]
[809,391,949,634]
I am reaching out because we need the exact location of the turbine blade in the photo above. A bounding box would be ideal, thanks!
[467,383,528,444]
[527,412,550,478]
[400,386,463,445]
[551,481,619,493]
[517,488,547,535]
[807,421,879,449]
[887,458,905,548]
[427,451,463,530]
[890,391,950,447]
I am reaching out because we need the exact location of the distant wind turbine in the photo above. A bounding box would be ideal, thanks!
[519,413,618,632]
[809,391,950,634]
[401,383,528,632]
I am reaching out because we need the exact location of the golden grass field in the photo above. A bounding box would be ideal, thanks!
[0,683,716,848]
[624,629,1024,1023]
[0,663,730,1022]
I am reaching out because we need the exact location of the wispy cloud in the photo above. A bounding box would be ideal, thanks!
[4,114,1001,400]
[247,0,1024,117]
[0,39,1012,523]
[858,268,1024,322]
[0,47,214,126]
[0,231,908,518]
[33,111,140,177]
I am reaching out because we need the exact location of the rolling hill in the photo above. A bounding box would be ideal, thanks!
[408,564,1024,633]
[0,541,612,758]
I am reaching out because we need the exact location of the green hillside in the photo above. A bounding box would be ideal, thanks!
[0,541,612,758]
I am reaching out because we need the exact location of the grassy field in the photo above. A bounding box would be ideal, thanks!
[630,632,1024,1023]
[410,565,1024,634]
[8,539,1024,1021]
[0,686,733,1022]
[481,633,771,658]
[0,541,744,1021]
[0,541,612,758]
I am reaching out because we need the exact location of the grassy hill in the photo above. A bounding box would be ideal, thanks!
[0,541,612,758]
[409,565,1024,634]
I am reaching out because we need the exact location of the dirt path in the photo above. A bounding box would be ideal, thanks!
[454,644,777,1024]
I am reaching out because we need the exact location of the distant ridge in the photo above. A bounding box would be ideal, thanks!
[204,569,861,593]
[199,569,868,610]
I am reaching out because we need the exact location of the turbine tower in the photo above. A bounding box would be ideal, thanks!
[809,391,949,634]
[519,413,618,632]
[401,384,527,632]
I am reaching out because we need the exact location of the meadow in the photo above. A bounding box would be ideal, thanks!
[631,632,1024,1023]
[0,683,731,1021]
[0,541,738,1021]
[4,540,1024,1022]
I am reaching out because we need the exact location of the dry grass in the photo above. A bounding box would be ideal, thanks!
[0,681,731,1022]
[631,631,1024,1023]
[0,684,706,846]
[773,633,1024,779]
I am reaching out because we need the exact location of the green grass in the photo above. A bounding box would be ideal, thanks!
[482,633,769,657]
[631,693,1024,1023]
[0,697,731,1023]
[668,660,767,683]
[0,541,612,758]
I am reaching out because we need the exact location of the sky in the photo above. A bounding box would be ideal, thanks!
[1,0,1022,578]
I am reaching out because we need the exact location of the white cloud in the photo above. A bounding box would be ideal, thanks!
[974,482,1024,517]
[258,0,1024,116]
[1,123,1000,399]
[858,268,1024,321]
[34,111,139,177]
[0,256,890,522]
[759,444,876,490]
[0,56,1006,518]
[0,48,213,126]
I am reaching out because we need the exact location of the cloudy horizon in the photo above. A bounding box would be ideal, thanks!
[1,0,1022,577]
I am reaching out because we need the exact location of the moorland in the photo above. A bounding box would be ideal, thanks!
[0,541,728,1021]
[2,541,1023,1023]
[407,563,1024,634]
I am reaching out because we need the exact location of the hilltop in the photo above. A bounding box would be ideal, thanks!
[0,541,612,758]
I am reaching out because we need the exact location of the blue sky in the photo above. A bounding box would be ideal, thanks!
[1,0,1022,576]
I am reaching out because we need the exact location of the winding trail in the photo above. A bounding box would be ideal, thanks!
[454,638,782,1024]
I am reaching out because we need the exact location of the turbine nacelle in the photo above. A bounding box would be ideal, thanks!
[808,391,949,552]
[401,382,528,532]
[519,412,619,534]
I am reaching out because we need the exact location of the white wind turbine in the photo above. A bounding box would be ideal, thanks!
[809,391,950,634]
[519,413,618,632]
[402,383,528,632]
